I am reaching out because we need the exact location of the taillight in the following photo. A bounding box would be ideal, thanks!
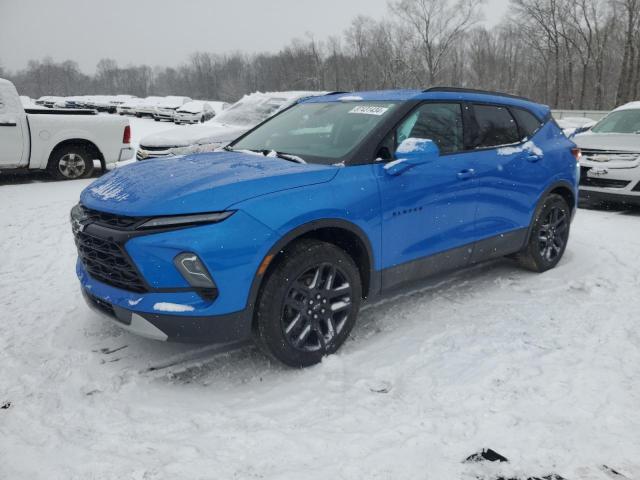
[571,147,582,161]
[123,125,131,144]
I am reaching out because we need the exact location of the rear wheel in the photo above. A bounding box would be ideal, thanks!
[47,144,95,180]
[516,193,571,272]
[255,239,362,367]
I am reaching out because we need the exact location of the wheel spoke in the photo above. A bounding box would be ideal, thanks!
[331,298,351,313]
[308,267,321,289]
[326,283,350,299]
[294,324,312,347]
[285,313,303,334]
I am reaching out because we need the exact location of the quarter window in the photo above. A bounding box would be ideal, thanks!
[511,108,543,139]
[472,104,519,148]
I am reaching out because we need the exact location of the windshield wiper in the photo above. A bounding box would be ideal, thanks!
[267,150,306,164]
[223,147,306,163]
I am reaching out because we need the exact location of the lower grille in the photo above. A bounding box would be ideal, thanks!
[74,230,147,293]
[580,168,631,188]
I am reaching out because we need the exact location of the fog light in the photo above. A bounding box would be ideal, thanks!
[174,253,216,289]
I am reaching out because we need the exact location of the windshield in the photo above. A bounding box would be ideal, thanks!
[231,101,398,164]
[213,96,291,127]
[591,109,640,134]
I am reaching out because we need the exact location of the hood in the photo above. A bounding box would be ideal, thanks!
[140,122,248,148]
[80,152,339,217]
[573,132,640,152]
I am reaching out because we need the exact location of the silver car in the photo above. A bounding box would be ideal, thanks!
[574,102,640,206]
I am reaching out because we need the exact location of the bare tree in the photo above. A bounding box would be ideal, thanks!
[390,0,485,84]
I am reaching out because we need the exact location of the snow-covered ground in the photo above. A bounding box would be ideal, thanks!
[1,148,639,478]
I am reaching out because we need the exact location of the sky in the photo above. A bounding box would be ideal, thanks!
[0,0,510,74]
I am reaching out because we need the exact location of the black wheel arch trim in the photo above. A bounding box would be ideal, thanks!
[526,180,576,244]
[246,218,379,315]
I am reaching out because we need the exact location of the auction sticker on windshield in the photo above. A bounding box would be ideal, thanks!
[349,105,390,116]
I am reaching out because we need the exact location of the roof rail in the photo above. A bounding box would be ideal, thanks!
[423,87,533,102]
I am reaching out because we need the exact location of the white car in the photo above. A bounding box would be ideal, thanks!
[173,100,216,124]
[573,102,640,206]
[117,98,141,116]
[153,96,192,122]
[0,78,134,179]
[135,96,165,117]
[137,91,321,159]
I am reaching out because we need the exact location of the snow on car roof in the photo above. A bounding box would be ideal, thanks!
[613,101,640,112]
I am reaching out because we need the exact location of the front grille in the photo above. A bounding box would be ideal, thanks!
[74,230,148,293]
[139,145,174,152]
[580,167,631,188]
[79,205,142,230]
[581,148,640,162]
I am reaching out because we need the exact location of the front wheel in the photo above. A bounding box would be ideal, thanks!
[255,239,362,367]
[516,193,571,272]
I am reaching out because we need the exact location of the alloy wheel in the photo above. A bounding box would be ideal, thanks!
[58,153,86,179]
[538,206,568,262]
[281,263,353,352]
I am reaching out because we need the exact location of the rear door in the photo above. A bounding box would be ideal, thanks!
[468,104,546,256]
[0,82,28,168]
[375,102,479,288]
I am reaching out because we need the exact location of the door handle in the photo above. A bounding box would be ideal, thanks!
[525,153,542,162]
[457,168,475,180]
[0,121,17,127]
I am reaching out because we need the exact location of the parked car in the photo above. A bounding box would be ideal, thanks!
[36,96,63,108]
[153,96,192,121]
[117,98,141,116]
[135,96,164,117]
[573,102,640,206]
[73,88,579,367]
[0,78,134,179]
[173,100,216,124]
[205,101,230,116]
[137,91,319,159]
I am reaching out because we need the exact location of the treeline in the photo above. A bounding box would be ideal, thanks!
[3,0,638,109]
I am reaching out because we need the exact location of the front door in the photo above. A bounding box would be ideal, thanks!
[375,102,478,289]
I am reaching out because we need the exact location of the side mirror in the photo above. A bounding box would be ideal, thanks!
[385,138,440,176]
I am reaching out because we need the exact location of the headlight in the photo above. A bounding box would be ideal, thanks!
[138,211,234,229]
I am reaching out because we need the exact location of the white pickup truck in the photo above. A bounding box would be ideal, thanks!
[0,78,134,180]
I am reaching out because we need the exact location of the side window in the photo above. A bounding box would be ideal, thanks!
[397,103,464,155]
[511,108,543,140]
[472,104,519,148]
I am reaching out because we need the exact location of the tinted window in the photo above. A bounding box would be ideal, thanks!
[511,108,543,139]
[472,104,519,148]
[396,103,464,154]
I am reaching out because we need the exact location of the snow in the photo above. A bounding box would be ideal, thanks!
[383,158,406,170]
[396,137,434,154]
[153,302,195,313]
[497,140,543,156]
[1,177,640,479]
[339,95,364,101]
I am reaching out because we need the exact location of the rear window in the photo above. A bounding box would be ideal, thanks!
[472,104,520,148]
[511,108,543,139]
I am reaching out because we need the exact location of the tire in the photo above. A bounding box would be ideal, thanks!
[255,239,362,367]
[154,117,160,122]
[516,193,571,272]
[200,115,205,123]
[47,144,95,180]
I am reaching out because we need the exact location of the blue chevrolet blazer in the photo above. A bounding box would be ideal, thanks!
[72,87,580,367]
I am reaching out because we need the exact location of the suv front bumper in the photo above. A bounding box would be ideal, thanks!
[82,287,252,343]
